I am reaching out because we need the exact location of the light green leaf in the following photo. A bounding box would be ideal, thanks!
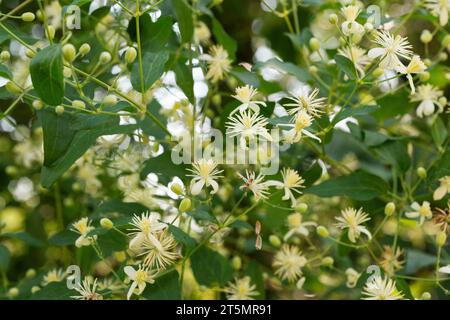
[335,54,357,80]
[431,116,448,147]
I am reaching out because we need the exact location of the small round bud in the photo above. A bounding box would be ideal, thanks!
[321,256,334,267]
[46,25,56,41]
[309,37,320,51]
[25,269,36,278]
[100,218,114,230]
[309,65,318,74]
[5,166,18,176]
[438,97,447,107]
[63,66,72,78]
[443,35,450,48]
[296,203,308,213]
[114,251,127,263]
[417,167,427,179]
[179,198,192,213]
[212,94,221,106]
[424,58,432,66]
[103,94,117,106]
[5,81,22,94]
[421,292,431,300]
[72,100,86,109]
[170,183,184,195]
[79,43,91,56]
[439,52,448,61]
[373,68,384,78]
[436,231,447,247]
[99,51,112,64]
[384,202,396,216]
[419,71,430,82]
[31,286,40,294]
[124,47,137,64]
[269,234,281,248]
[55,105,65,115]
[8,287,19,298]
[420,30,433,44]
[36,10,43,21]
[21,12,35,22]
[0,50,10,61]
[316,226,329,238]
[25,49,35,59]
[231,256,242,270]
[62,44,77,62]
[32,100,44,110]
[328,13,338,24]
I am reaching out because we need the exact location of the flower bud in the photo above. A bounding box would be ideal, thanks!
[419,71,430,82]
[420,30,433,44]
[443,35,450,48]
[316,226,329,238]
[25,49,35,59]
[114,251,127,262]
[99,51,112,64]
[421,292,431,300]
[72,100,86,109]
[424,58,432,66]
[296,203,308,213]
[170,183,184,195]
[5,81,22,94]
[63,66,72,78]
[21,12,35,22]
[309,37,320,51]
[31,286,40,294]
[436,231,447,247]
[269,234,281,248]
[328,13,338,24]
[5,166,18,176]
[321,256,334,267]
[46,25,55,41]
[32,100,44,110]
[1,50,10,61]
[100,218,114,230]
[62,44,77,63]
[212,94,221,106]
[373,68,384,78]
[231,256,242,270]
[103,94,117,106]
[36,10,43,21]
[384,202,396,216]
[79,43,91,56]
[55,105,65,115]
[25,268,36,278]
[439,52,448,61]
[417,167,427,179]
[439,97,447,107]
[309,65,318,74]
[179,198,191,213]
[124,47,137,64]
[8,287,19,298]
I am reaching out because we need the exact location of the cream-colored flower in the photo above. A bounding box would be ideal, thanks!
[237,170,270,200]
[273,244,307,282]
[71,217,97,248]
[284,212,317,241]
[188,158,223,195]
[410,84,444,117]
[71,277,103,300]
[335,207,372,243]
[425,0,450,26]
[128,212,166,252]
[368,31,413,70]
[433,176,450,201]
[42,268,66,286]
[231,85,266,115]
[140,230,179,270]
[405,201,433,225]
[267,168,305,208]
[281,109,321,144]
[224,277,259,300]
[226,110,272,150]
[362,276,404,300]
[194,21,211,45]
[285,88,327,117]
[338,46,370,77]
[345,268,361,288]
[341,6,364,38]
[124,265,156,300]
[397,55,426,93]
[200,45,232,83]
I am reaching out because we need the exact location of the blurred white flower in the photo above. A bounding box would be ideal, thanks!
[273,244,307,282]
[224,277,259,300]
[335,207,371,243]
[434,176,450,200]
[405,201,433,225]
[368,31,413,70]
[362,276,404,300]
[411,84,444,118]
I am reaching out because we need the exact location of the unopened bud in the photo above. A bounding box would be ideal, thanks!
[32,100,44,110]
[79,43,91,56]
[99,51,112,64]
[443,35,450,48]
[231,256,242,270]
[212,94,221,106]
[316,226,329,238]
[179,198,191,213]
[328,13,338,24]
[420,71,430,82]
[439,97,447,107]
[46,25,55,41]
[384,202,396,216]
[62,44,77,62]
[114,251,127,262]
[55,105,65,114]
[373,68,384,78]
[436,231,447,247]
[0,50,10,61]
[72,100,86,109]
[420,30,433,44]
[5,81,22,94]
[309,37,320,51]
[103,94,117,106]
[309,65,318,74]
[322,256,334,266]
[8,287,19,298]
[25,269,36,278]
[296,203,308,213]
[31,286,40,294]
[21,12,35,22]
[269,234,281,248]
[170,183,184,195]
[100,218,114,230]
[124,47,137,64]
[417,167,427,179]
[421,292,431,300]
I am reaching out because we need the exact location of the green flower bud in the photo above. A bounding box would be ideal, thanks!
[439,97,447,107]
[21,12,35,22]
[316,226,329,238]
[100,218,114,230]
[296,203,308,213]
[420,30,433,44]
[231,256,242,270]
[439,52,448,61]
[0,50,11,61]
[269,234,281,248]
[417,167,427,179]
[72,100,86,109]
[5,166,18,176]
[62,44,77,63]
[55,105,65,115]
[5,81,22,94]
[103,95,117,106]
[79,43,91,56]
[309,65,318,74]
[63,66,72,78]
[443,35,450,48]
[8,287,19,298]
[212,94,222,107]
[25,268,36,278]
[384,202,396,216]
[179,198,192,213]
[46,25,56,41]
[309,37,320,51]
[25,49,35,59]
[124,47,137,64]
[170,183,184,195]
[421,292,431,300]
[419,71,430,82]
[100,51,112,64]
[328,13,338,24]
[436,231,447,247]
[321,256,334,267]
[373,68,384,78]
[31,286,41,294]
[32,100,44,110]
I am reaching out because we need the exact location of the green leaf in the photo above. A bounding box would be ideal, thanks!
[373,90,413,121]
[2,232,44,247]
[128,15,173,52]
[395,278,414,300]
[30,44,64,106]
[190,245,233,286]
[305,170,389,201]
[331,105,379,125]
[372,140,411,172]
[31,282,73,300]
[0,244,11,271]
[302,161,323,187]
[335,54,357,80]
[254,58,311,82]
[167,224,196,249]
[244,261,265,299]
[431,116,448,147]
[0,63,12,79]
[187,206,217,223]
[142,270,180,299]
[48,229,78,246]
[171,0,193,43]
[403,250,437,274]
[141,151,187,184]
[211,17,237,60]
[131,51,170,92]
[230,67,260,87]
[173,58,195,103]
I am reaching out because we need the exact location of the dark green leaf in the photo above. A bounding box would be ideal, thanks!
[167,224,196,249]
[211,17,237,60]
[2,232,44,247]
[173,58,195,103]
[142,270,180,299]
[372,140,411,172]
[0,244,10,271]
[335,54,357,80]
[48,230,78,246]
[431,116,448,147]
[171,0,193,43]
[128,15,173,52]
[31,282,73,300]
[141,151,187,184]
[131,51,170,92]
[331,105,379,125]
[0,63,12,79]
[190,246,233,286]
